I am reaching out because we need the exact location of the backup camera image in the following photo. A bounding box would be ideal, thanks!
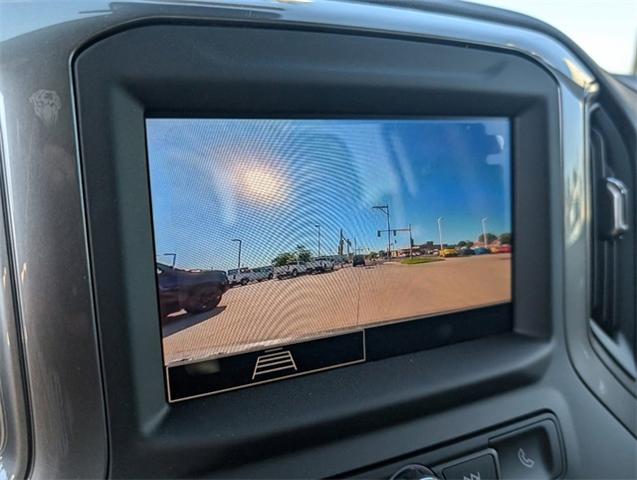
[147,118,512,374]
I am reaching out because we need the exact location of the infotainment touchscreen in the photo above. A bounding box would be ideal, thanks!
[146,118,512,401]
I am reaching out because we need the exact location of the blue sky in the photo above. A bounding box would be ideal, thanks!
[147,118,511,271]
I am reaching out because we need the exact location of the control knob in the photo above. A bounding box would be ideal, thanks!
[389,464,440,480]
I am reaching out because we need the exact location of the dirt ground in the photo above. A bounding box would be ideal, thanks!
[162,254,511,365]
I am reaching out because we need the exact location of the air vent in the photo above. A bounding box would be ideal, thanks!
[589,104,636,380]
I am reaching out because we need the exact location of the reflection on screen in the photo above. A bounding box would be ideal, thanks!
[147,118,512,367]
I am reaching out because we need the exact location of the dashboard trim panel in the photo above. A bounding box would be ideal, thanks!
[2,1,635,478]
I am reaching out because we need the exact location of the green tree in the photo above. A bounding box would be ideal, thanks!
[457,240,467,247]
[273,252,295,267]
[499,232,512,245]
[478,233,498,244]
[296,245,312,263]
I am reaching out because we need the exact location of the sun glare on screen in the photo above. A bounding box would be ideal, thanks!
[241,165,286,204]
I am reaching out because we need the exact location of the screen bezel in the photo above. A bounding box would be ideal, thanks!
[74,23,557,477]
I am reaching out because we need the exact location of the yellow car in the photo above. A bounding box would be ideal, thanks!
[440,248,458,257]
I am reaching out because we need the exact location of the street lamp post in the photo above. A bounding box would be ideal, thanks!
[437,217,444,252]
[481,217,488,248]
[373,204,391,259]
[315,224,321,257]
[163,253,177,269]
[231,238,242,270]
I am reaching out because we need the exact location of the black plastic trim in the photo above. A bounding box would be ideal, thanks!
[344,412,564,479]
[74,23,558,477]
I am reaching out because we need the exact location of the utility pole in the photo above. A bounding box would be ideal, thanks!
[373,205,391,258]
[231,238,242,270]
[315,224,321,257]
[481,217,488,248]
[409,224,413,258]
[437,217,444,251]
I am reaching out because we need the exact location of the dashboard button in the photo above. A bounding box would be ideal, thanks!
[441,453,498,480]
[489,420,563,479]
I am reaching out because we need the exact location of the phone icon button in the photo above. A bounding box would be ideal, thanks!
[489,419,563,479]
[517,448,535,469]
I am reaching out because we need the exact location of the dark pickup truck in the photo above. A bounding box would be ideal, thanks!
[156,263,229,318]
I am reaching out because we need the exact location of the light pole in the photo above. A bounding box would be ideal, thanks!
[315,224,321,257]
[437,217,444,251]
[481,217,488,248]
[231,238,242,270]
[373,204,391,259]
[163,253,177,269]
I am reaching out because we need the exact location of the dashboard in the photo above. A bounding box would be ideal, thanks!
[0,1,635,479]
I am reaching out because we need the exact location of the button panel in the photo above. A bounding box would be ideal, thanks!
[352,414,564,480]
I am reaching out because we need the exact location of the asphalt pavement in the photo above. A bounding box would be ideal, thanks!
[163,254,511,365]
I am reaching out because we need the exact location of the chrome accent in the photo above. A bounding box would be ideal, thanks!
[604,177,629,238]
[1,1,596,92]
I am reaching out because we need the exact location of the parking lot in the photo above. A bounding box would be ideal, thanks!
[162,254,511,365]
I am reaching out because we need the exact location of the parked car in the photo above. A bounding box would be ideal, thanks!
[254,266,274,280]
[352,254,366,267]
[490,245,501,254]
[459,247,475,256]
[157,263,228,318]
[473,247,490,255]
[334,255,348,266]
[309,257,336,272]
[228,266,274,285]
[439,248,458,257]
[227,267,252,286]
[498,244,512,253]
[274,260,308,279]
